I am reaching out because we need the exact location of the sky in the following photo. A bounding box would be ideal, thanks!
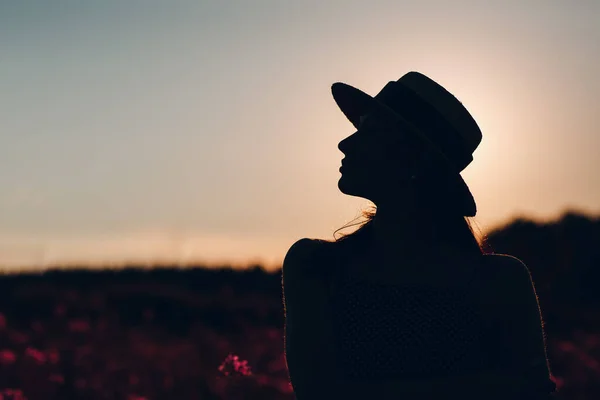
[0,0,599,271]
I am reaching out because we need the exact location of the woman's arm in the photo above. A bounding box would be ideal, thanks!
[282,239,339,399]
[484,254,556,390]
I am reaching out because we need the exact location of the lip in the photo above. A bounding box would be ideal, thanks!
[341,159,355,169]
[339,163,354,173]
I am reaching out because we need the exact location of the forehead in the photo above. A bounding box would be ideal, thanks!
[356,110,419,146]
[359,108,397,127]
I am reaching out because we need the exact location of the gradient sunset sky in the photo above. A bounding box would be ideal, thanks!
[1,1,598,271]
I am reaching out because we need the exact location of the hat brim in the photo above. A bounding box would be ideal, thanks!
[331,82,477,217]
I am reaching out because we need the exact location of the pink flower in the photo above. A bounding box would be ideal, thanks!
[25,347,46,365]
[550,375,564,389]
[45,348,60,364]
[0,388,28,400]
[8,332,28,345]
[0,350,17,365]
[129,374,140,386]
[265,328,280,340]
[556,340,575,352]
[256,375,269,385]
[68,319,90,333]
[218,353,252,376]
[48,374,64,384]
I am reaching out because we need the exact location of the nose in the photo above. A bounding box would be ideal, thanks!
[338,132,355,154]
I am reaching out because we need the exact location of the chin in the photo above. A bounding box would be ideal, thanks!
[338,176,368,199]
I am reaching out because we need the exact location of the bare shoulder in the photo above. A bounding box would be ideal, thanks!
[283,238,324,264]
[282,238,330,276]
[482,253,531,276]
[481,253,536,294]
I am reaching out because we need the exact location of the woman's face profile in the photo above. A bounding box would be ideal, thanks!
[337,109,422,203]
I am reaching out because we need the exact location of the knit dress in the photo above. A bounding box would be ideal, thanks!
[282,238,557,399]
[331,277,488,380]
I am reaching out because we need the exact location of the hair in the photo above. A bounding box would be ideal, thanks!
[332,204,492,256]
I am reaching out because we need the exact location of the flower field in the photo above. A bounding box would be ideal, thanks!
[0,248,598,400]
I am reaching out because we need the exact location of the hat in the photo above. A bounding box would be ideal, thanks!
[331,71,482,216]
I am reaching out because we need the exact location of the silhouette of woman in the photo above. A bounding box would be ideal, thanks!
[282,72,557,399]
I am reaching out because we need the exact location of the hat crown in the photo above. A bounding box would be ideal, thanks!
[397,72,482,157]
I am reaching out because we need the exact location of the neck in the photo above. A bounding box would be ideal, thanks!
[369,201,437,256]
